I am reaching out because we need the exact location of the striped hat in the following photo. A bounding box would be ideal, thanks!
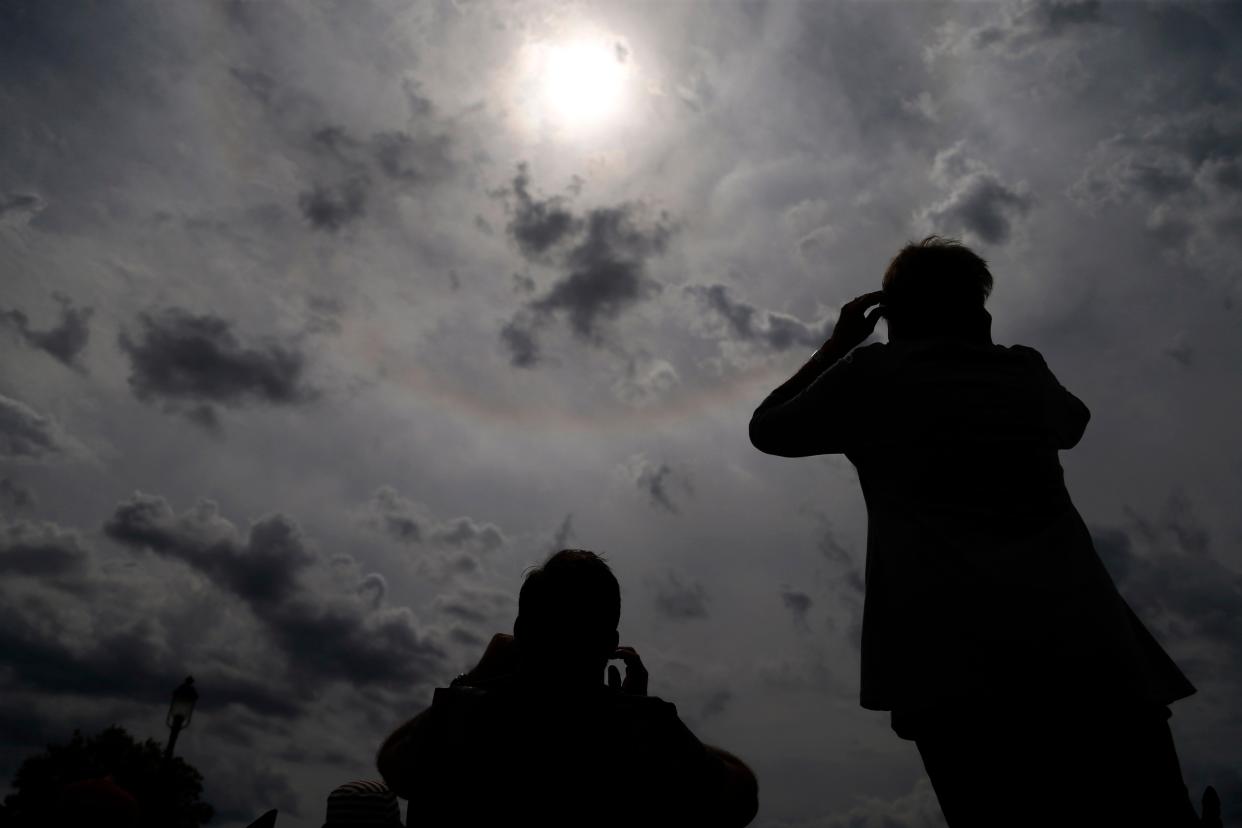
[322,780,403,828]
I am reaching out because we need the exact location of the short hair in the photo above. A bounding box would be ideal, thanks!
[882,236,993,317]
[517,549,620,651]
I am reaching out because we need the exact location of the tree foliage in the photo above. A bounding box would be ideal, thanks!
[0,725,213,827]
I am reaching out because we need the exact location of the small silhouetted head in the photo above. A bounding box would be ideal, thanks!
[515,549,621,684]
[882,236,993,340]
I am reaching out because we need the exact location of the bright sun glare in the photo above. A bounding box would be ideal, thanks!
[510,32,633,138]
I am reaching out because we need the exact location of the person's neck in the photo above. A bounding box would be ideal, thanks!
[892,310,992,344]
[517,663,604,693]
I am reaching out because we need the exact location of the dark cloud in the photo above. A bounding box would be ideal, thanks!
[229,63,455,235]
[625,455,691,515]
[0,394,65,460]
[0,293,92,368]
[433,587,513,629]
[105,494,314,604]
[698,689,732,722]
[105,493,446,690]
[434,517,506,552]
[932,0,1106,59]
[499,165,673,365]
[118,308,316,428]
[687,283,832,352]
[532,207,669,337]
[508,164,580,259]
[921,143,1033,245]
[372,130,452,184]
[1072,107,1242,289]
[500,313,541,368]
[298,176,369,232]
[366,486,506,552]
[817,519,864,597]
[638,461,679,514]
[550,513,575,553]
[1164,333,1194,368]
[1093,492,1242,673]
[0,192,45,225]
[0,602,187,710]
[0,525,306,725]
[0,478,36,510]
[780,588,813,631]
[369,486,424,543]
[812,777,946,828]
[652,571,709,621]
[0,517,89,585]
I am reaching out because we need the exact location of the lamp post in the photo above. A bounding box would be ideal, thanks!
[164,676,198,760]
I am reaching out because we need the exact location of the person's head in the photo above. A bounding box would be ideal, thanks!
[881,236,993,340]
[514,549,620,685]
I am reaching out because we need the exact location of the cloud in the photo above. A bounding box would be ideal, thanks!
[230,65,456,235]
[366,486,507,553]
[651,571,710,622]
[118,307,316,429]
[550,513,575,553]
[781,588,813,632]
[0,192,45,226]
[0,394,66,460]
[1092,493,1242,673]
[104,492,446,690]
[620,454,692,515]
[499,165,673,365]
[920,142,1033,245]
[687,283,833,352]
[1071,107,1242,291]
[930,0,1105,59]
[794,777,947,828]
[298,176,369,232]
[0,478,35,510]
[0,293,93,368]
[432,587,513,633]
[507,164,580,259]
[0,516,89,586]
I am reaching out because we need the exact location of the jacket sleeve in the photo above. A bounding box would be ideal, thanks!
[749,347,874,457]
[1014,346,1091,449]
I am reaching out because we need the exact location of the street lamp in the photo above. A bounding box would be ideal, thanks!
[164,676,198,760]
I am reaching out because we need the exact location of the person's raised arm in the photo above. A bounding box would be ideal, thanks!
[749,291,884,457]
[376,633,518,801]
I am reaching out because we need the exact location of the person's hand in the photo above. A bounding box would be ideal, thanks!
[825,291,885,353]
[607,646,648,696]
[460,633,517,685]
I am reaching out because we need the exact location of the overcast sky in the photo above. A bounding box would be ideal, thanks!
[2,1,1240,825]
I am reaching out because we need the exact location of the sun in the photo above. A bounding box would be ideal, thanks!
[509,31,634,138]
[542,39,627,125]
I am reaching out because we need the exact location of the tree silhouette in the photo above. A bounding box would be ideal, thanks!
[0,725,213,827]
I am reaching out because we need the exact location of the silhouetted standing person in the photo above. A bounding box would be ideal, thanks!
[750,237,1200,827]
[377,549,758,827]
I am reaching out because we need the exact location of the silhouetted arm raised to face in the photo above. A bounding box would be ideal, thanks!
[750,293,883,457]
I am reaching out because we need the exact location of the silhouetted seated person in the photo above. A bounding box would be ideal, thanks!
[376,549,759,827]
[750,237,1200,827]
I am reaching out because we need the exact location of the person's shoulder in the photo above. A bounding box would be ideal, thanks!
[838,341,889,370]
[999,343,1053,371]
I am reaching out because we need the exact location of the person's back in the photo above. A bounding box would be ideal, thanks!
[377,549,758,828]
[413,678,730,826]
[827,336,1190,714]
[750,237,1199,826]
